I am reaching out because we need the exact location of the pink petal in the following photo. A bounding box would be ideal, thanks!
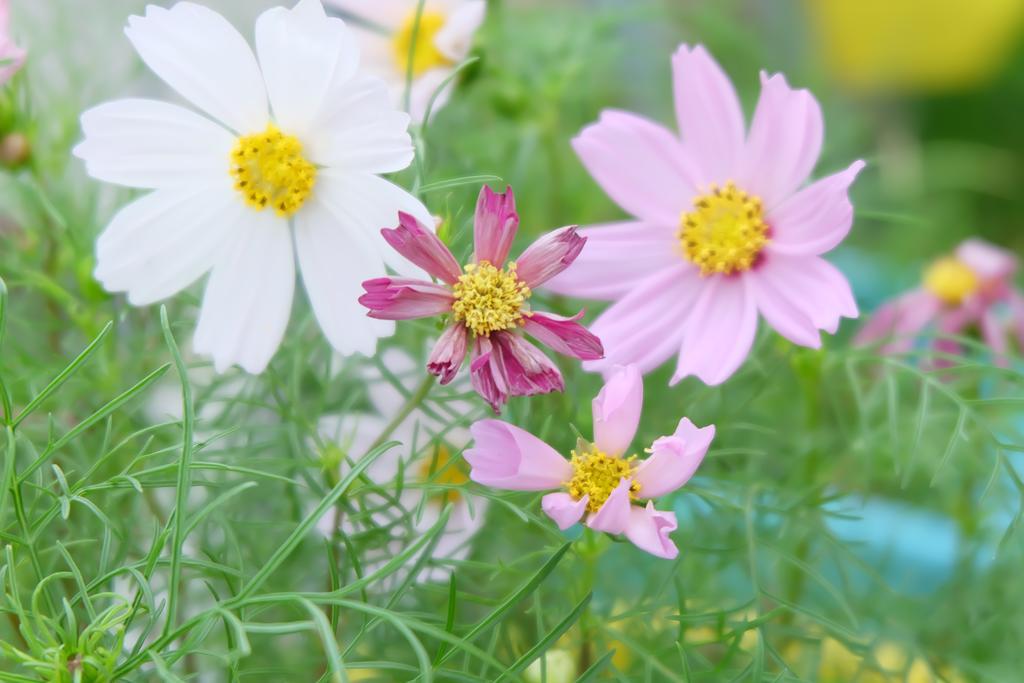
[956,238,1017,283]
[767,161,866,257]
[584,264,705,377]
[672,275,758,386]
[624,502,679,559]
[381,212,463,284]
[672,44,745,185]
[465,419,572,490]
[751,254,859,343]
[1009,290,1024,350]
[428,323,469,384]
[586,478,633,535]
[739,71,824,209]
[542,492,588,530]
[634,418,714,498]
[855,290,941,354]
[591,364,643,457]
[359,277,453,320]
[470,333,564,413]
[514,226,586,288]
[522,311,604,361]
[473,185,519,266]
[543,221,681,301]
[572,110,698,225]
[980,309,1009,365]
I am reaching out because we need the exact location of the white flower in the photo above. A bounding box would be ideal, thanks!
[327,0,485,122]
[74,0,433,374]
[317,348,488,586]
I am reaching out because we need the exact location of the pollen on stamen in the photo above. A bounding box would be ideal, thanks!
[451,261,531,337]
[679,182,770,276]
[229,124,316,218]
[565,445,640,514]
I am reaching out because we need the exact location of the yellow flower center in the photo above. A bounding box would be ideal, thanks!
[418,444,469,506]
[679,182,769,276]
[566,446,639,514]
[923,257,978,306]
[230,124,316,217]
[392,10,453,78]
[451,261,531,337]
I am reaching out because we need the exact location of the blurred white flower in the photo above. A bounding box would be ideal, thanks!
[74,0,432,374]
[327,0,485,122]
[317,348,488,586]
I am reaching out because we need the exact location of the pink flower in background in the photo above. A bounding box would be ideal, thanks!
[0,0,26,85]
[546,44,864,386]
[360,185,603,412]
[856,238,1024,360]
[465,365,714,559]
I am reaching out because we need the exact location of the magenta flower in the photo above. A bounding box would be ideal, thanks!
[465,365,714,559]
[545,44,864,386]
[856,238,1024,360]
[360,186,603,412]
[0,0,25,86]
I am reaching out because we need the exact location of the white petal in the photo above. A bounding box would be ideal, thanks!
[435,0,485,61]
[125,2,267,133]
[294,196,394,357]
[307,74,414,172]
[94,183,244,306]
[316,169,432,278]
[326,0,409,28]
[255,0,360,136]
[74,98,234,189]
[193,213,295,374]
[408,68,454,123]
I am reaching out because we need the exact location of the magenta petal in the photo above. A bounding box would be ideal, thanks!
[572,110,698,225]
[465,419,572,490]
[469,333,565,412]
[672,275,757,386]
[515,226,587,288]
[740,71,824,209]
[586,478,633,535]
[543,221,681,301]
[473,185,519,266]
[542,492,588,530]
[428,323,469,384]
[634,418,714,498]
[767,161,866,257]
[624,502,679,559]
[672,44,745,185]
[591,364,643,457]
[359,277,454,320]
[381,212,463,284]
[522,311,604,361]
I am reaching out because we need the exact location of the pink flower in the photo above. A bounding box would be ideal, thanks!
[0,0,25,86]
[545,44,864,386]
[360,185,603,412]
[856,238,1024,361]
[465,364,714,559]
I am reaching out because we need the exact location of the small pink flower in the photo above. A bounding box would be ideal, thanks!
[465,365,714,559]
[545,44,864,386]
[857,238,1024,362]
[0,0,25,86]
[361,185,603,412]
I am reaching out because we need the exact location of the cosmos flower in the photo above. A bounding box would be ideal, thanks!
[546,44,864,386]
[326,0,485,122]
[465,365,714,559]
[316,348,488,586]
[856,238,1024,361]
[74,0,431,373]
[359,185,604,412]
[0,0,25,86]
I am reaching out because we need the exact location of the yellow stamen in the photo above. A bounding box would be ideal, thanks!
[451,261,531,337]
[923,257,978,306]
[566,445,639,514]
[230,124,316,217]
[679,182,769,276]
[391,10,453,78]
[418,444,468,506]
